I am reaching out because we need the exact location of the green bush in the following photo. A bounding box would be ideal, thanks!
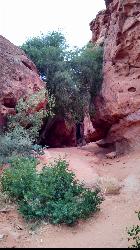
[1,157,103,225]
[1,157,38,200]
[0,90,54,165]
[128,212,140,248]
[8,89,55,141]
[0,126,33,165]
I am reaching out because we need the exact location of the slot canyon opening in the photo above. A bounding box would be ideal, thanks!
[39,117,86,148]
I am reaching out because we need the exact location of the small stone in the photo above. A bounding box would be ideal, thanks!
[16,225,23,230]
[0,234,7,240]
[0,234,4,240]
[106,152,117,159]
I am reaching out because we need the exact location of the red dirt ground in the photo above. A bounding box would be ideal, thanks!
[0,143,140,248]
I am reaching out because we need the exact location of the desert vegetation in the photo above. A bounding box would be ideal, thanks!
[0,90,54,165]
[1,157,102,226]
[21,31,103,123]
[0,31,104,227]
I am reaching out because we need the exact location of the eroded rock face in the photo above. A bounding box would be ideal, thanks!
[90,0,140,153]
[0,35,46,128]
[90,10,109,46]
[84,114,106,143]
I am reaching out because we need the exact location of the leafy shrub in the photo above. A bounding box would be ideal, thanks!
[1,157,38,200]
[128,212,140,248]
[8,89,55,141]
[31,144,46,156]
[1,157,103,226]
[0,126,33,165]
[0,90,54,165]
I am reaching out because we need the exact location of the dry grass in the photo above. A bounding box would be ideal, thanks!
[95,176,122,195]
[0,192,9,210]
[0,182,12,211]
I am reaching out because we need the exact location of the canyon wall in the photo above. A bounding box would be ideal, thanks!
[90,0,140,153]
[0,35,46,128]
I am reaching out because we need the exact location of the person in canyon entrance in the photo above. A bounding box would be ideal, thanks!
[76,121,86,147]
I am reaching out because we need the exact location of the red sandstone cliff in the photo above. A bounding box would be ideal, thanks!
[0,35,46,127]
[90,0,140,153]
[0,36,79,147]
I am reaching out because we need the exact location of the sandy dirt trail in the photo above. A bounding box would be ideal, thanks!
[0,143,140,248]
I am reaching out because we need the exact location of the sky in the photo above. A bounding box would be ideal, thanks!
[0,0,105,49]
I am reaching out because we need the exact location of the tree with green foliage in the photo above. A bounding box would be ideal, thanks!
[21,31,79,121]
[21,32,103,122]
[68,43,103,116]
